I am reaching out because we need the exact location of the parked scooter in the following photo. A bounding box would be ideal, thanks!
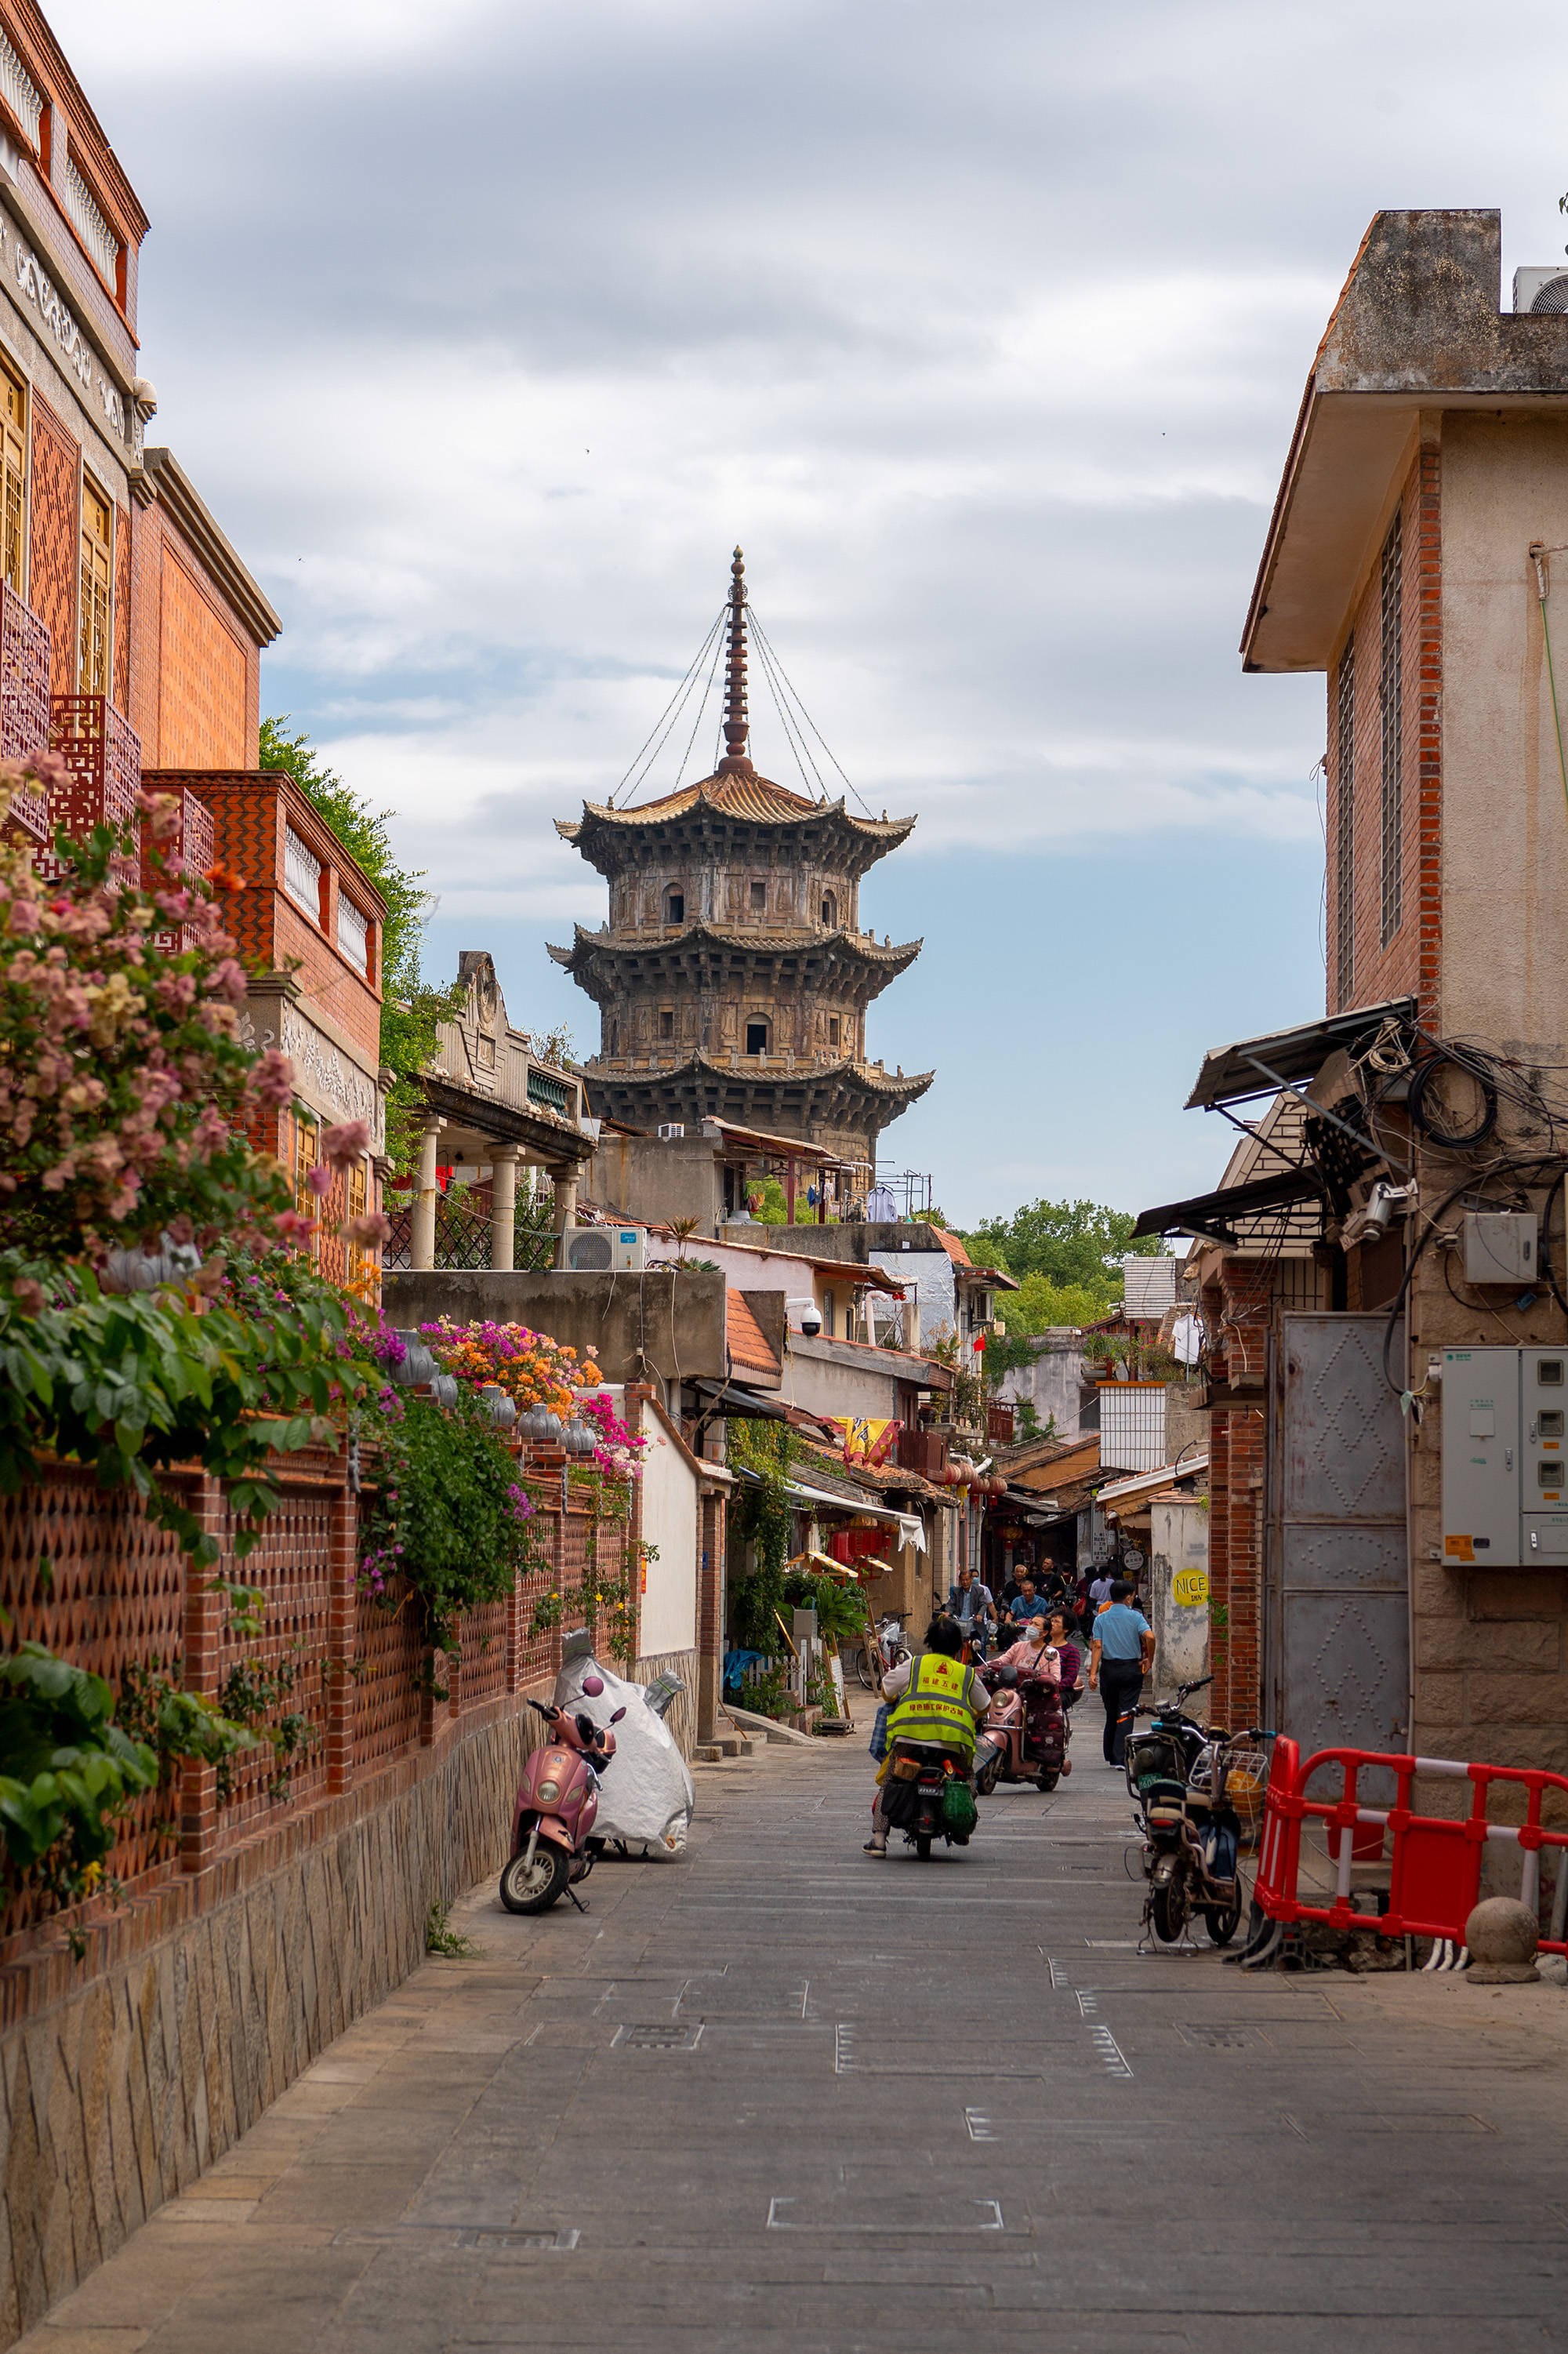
[1126,1690,1271,1948]
[975,1665,1072,1794]
[856,1609,913,1690]
[879,1738,978,1859]
[1123,1676,1215,1807]
[499,1697,626,1914]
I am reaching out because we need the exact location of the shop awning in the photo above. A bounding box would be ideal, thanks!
[1132,1164,1324,1244]
[782,1477,927,1554]
[1185,997,1416,1110]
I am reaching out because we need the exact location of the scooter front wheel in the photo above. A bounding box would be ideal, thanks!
[499,1840,571,1914]
[975,1752,1001,1796]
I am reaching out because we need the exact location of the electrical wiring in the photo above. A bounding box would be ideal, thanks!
[1406,1047,1499,1150]
[1380,1154,1568,1395]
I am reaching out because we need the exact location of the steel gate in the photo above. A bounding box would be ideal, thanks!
[1265,1313,1409,1757]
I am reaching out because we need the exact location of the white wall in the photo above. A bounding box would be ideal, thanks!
[1149,1496,1209,1697]
[782,1335,906,1426]
[637,1412,699,1656]
[869,1248,955,1344]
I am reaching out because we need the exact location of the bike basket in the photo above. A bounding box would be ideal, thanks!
[942,1777,978,1836]
[1222,1749,1269,1839]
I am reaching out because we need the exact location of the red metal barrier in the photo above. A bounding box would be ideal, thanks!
[1254,1735,1568,1953]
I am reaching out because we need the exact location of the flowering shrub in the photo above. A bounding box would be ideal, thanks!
[576,1387,647,1480]
[419,1317,602,1414]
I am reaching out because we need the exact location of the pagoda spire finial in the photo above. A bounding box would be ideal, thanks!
[718,545,753,776]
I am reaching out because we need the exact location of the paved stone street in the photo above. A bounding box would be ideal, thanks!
[20,1740,1568,2354]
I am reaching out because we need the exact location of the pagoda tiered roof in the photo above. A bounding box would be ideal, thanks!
[546,918,922,1005]
[556,770,915,882]
[579,1050,935,1146]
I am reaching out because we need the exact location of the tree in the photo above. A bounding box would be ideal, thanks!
[259,717,462,1169]
[959,1197,1163,1336]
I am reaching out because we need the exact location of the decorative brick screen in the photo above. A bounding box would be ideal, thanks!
[212,1480,334,1837]
[0,582,50,842]
[42,692,142,890]
[353,1578,423,1770]
[459,1599,508,1710]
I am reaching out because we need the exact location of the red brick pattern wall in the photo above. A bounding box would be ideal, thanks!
[1200,1255,1275,1729]
[1324,454,1436,1018]
[111,499,130,718]
[127,501,162,758]
[27,393,77,688]
[158,542,249,769]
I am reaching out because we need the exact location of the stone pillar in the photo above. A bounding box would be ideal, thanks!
[325,1478,358,1793]
[696,1491,724,1743]
[490,1146,520,1272]
[180,1475,226,1875]
[550,1167,578,1234]
[410,1114,443,1272]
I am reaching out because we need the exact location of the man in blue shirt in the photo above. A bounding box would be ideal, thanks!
[1087,1580,1154,1766]
[946,1566,996,1660]
[1007,1575,1048,1631]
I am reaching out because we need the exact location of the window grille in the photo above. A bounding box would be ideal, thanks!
[1379,510,1403,948]
[284,825,322,919]
[0,34,42,150]
[336,892,368,972]
[345,1161,369,1293]
[0,367,24,598]
[292,1117,318,1258]
[1099,1384,1167,1476]
[1334,632,1356,1004]
[64,154,118,289]
[78,480,110,696]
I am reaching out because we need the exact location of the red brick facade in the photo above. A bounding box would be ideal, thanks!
[1324,445,1443,1023]
[26,390,77,685]
[1199,1255,1274,1728]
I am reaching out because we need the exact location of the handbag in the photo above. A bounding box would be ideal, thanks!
[942,1775,978,1836]
[869,1702,889,1762]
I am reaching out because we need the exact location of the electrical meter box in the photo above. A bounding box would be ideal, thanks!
[1522,1346,1568,1560]
[1441,1347,1522,1566]
[1461,1211,1537,1286]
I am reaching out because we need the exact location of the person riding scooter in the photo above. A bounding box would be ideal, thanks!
[864,1612,990,1857]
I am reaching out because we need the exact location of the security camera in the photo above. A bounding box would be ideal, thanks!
[789,1295,822,1338]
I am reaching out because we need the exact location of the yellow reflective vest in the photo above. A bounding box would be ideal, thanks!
[886,1652,985,1756]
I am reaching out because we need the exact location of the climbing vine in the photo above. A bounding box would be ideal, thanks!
[725,1419,793,1649]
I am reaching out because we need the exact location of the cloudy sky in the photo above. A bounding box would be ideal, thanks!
[51,0,1568,1224]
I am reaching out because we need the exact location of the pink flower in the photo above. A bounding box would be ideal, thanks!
[321,1119,370,1170]
[246,1048,295,1107]
[343,1210,392,1246]
[306,1164,334,1197]
[10,1278,43,1315]
[273,1208,316,1243]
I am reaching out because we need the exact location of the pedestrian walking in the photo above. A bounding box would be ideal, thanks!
[1087,1578,1153,1766]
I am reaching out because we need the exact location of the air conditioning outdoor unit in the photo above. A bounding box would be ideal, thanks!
[657,1123,685,1140]
[1514,267,1568,314]
[560,1226,648,1273]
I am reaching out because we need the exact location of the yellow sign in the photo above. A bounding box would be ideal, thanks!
[831,1416,898,1466]
[1173,1569,1210,1608]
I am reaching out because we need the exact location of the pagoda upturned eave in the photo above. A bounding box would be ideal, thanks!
[546,919,923,1001]
[575,1049,935,1157]
[554,776,916,884]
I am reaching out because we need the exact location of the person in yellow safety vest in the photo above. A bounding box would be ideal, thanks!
[864,1613,991,1857]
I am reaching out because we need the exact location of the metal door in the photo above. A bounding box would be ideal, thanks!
[1266,1314,1409,1759]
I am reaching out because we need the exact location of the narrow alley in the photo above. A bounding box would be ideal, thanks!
[23,1745,1568,2354]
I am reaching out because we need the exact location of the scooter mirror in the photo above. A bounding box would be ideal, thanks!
[582,1674,604,1695]
[610,1706,627,1723]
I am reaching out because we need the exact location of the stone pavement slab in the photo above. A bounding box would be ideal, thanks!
[16,1741,1568,2351]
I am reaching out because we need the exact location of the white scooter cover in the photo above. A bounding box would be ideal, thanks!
[552,1652,696,1856]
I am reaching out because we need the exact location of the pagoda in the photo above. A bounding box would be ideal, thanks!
[550,550,933,1164]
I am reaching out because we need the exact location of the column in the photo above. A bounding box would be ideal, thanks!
[490,1146,520,1272]
[180,1475,225,1875]
[550,1167,579,1233]
[410,1114,443,1272]
[325,1479,358,1794]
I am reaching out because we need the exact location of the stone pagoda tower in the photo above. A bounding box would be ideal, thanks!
[550,550,932,1165]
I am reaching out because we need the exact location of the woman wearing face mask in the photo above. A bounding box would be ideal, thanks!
[1046,1609,1083,1709]
[989,1615,1060,1687]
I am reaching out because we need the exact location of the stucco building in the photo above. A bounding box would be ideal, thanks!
[551,550,932,1168]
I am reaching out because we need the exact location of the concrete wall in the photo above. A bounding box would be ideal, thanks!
[587,1132,724,1233]
[382,1269,726,1390]
[779,1333,910,1426]
[1149,1496,1210,1698]
[993,1330,1086,1440]
[638,1416,699,1656]
[0,1711,530,2349]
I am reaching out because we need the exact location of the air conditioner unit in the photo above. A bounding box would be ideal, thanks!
[657,1122,685,1140]
[1514,267,1568,314]
[560,1226,647,1273]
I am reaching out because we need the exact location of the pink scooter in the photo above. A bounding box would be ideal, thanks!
[499,1693,626,1914]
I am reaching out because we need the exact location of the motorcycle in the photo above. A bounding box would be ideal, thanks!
[1126,1691,1271,1948]
[880,1738,978,1859]
[856,1609,913,1691]
[499,1696,627,1915]
[975,1663,1072,1794]
[1123,1676,1215,1806]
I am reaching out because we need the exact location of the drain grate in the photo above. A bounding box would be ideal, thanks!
[1176,2023,1265,2051]
[613,2022,704,2051]
[453,2228,579,2251]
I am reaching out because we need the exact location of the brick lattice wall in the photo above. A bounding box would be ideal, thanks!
[111,499,130,719]
[156,542,249,768]
[27,394,78,688]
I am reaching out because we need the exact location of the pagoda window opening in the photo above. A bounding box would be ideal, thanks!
[829,1015,840,1048]
[664,886,684,925]
[659,1008,673,1041]
[821,892,837,927]
[750,880,767,911]
[609,1020,620,1057]
[746,1017,770,1057]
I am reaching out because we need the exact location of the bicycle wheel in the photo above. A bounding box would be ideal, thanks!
[855,1648,877,1690]
[1203,1900,1242,1947]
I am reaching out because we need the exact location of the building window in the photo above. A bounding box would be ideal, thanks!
[828,1014,840,1048]
[659,1008,673,1040]
[750,880,767,910]
[0,363,24,597]
[745,1018,769,1055]
[284,825,324,921]
[292,1117,319,1259]
[64,154,120,294]
[345,1160,370,1295]
[337,894,370,975]
[821,892,837,927]
[823,1290,835,1339]
[1334,631,1356,1006]
[609,1020,620,1057]
[1378,507,1403,949]
[78,479,110,696]
[664,886,684,925]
